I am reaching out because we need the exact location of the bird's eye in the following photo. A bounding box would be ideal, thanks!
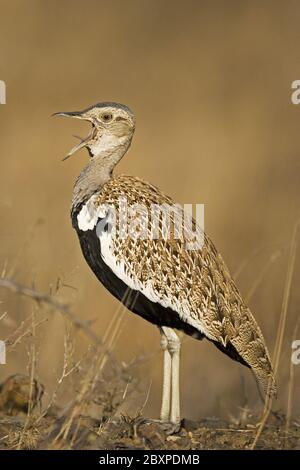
[101,113,113,123]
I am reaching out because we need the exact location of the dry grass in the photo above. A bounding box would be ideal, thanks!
[0,238,299,450]
[251,219,299,449]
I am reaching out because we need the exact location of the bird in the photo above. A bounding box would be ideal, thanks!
[55,102,276,430]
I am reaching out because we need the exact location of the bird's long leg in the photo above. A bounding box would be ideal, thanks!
[161,327,181,425]
[159,328,171,422]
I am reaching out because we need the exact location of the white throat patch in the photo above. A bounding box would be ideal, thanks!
[90,132,127,157]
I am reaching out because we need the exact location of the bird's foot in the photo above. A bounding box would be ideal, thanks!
[138,418,181,435]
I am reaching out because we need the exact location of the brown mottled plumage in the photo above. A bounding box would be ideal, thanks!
[94,174,276,396]
[56,102,276,428]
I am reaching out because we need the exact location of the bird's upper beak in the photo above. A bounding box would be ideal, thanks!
[53,110,96,161]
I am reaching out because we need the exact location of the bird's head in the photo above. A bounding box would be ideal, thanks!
[54,102,136,161]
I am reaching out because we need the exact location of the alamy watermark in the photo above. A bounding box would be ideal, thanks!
[0,341,6,364]
[291,80,300,104]
[0,80,6,104]
[291,340,300,365]
[0,80,6,359]
[93,197,205,250]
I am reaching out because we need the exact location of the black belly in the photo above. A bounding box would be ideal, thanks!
[76,226,204,339]
[75,224,249,369]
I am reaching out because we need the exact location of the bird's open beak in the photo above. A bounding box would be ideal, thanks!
[53,111,96,161]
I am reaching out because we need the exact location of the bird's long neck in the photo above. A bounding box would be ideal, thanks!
[71,136,132,215]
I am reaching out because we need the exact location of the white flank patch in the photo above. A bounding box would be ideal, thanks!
[95,220,214,340]
[77,195,108,231]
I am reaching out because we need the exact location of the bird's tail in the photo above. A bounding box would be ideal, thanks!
[229,306,277,398]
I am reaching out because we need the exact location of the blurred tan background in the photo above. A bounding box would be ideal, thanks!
[0,0,300,420]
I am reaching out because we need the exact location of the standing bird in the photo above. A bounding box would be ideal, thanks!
[55,102,276,429]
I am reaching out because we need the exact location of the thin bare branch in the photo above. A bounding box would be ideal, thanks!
[0,277,100,344]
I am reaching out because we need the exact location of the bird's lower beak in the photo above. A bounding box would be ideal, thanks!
[53,111,95,161]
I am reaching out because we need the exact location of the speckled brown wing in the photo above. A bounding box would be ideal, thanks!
[95,174,276,397]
